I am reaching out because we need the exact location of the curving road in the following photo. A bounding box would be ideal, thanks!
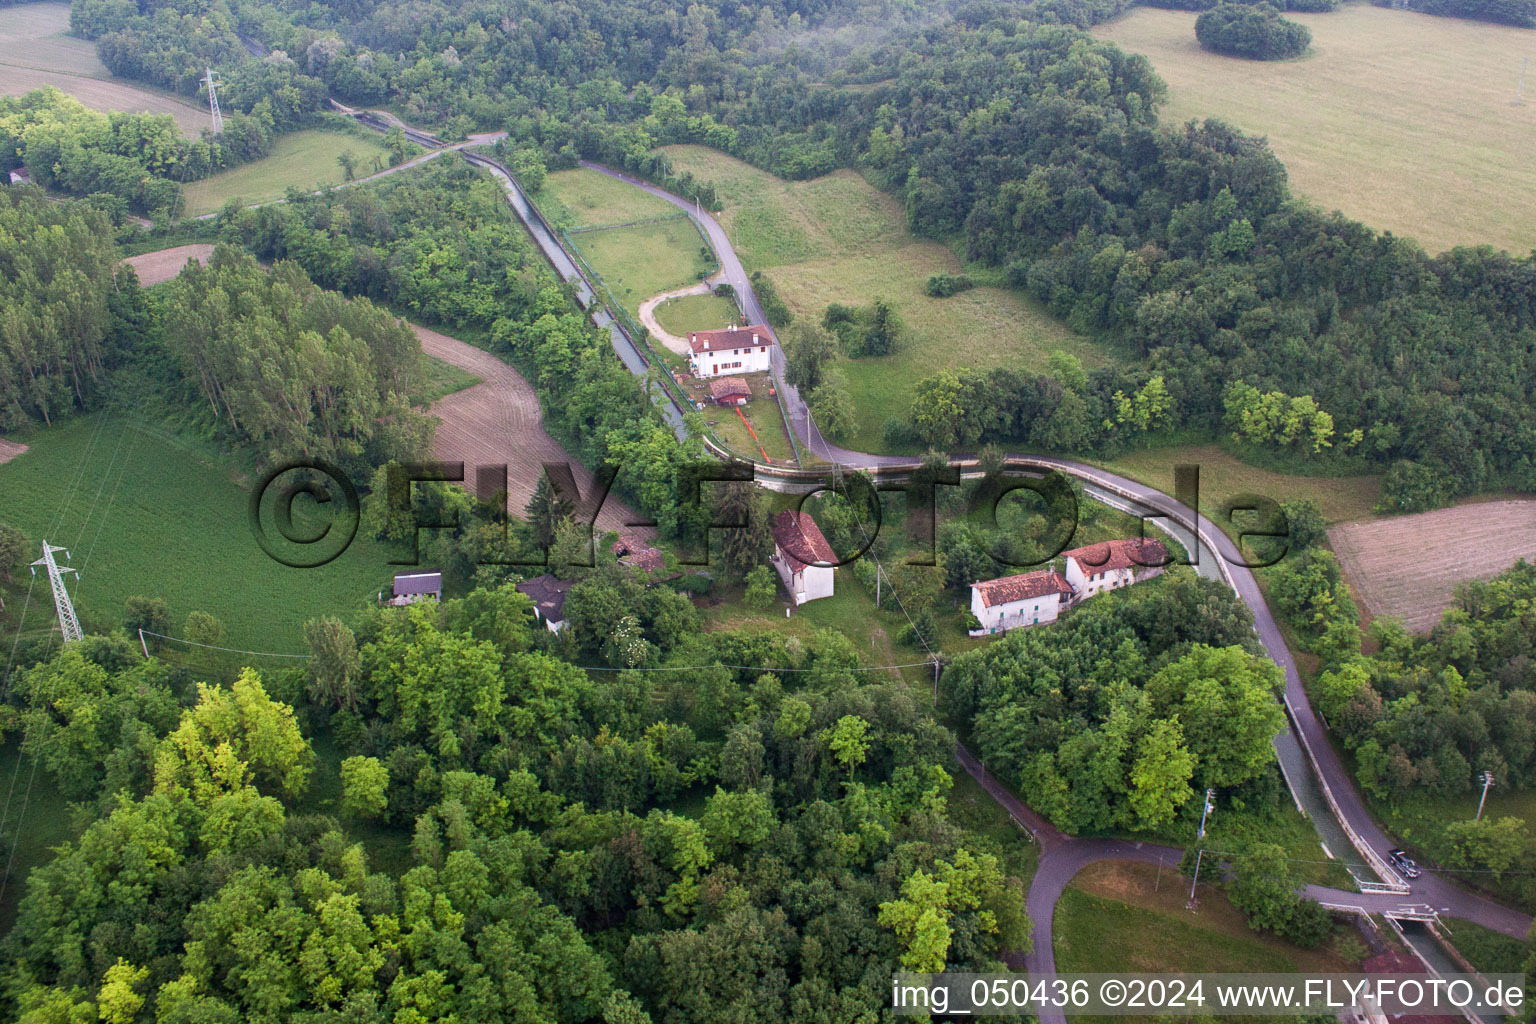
[324,114,1531,1017]
[571,160,1536,986]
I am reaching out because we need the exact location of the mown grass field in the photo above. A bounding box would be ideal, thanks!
[0,415,399,654]
[1056,860,1363,1005]
[181,129,395,215]
[566,219,714,320]
[0,2,206,134]
[662,145,1117,451]
[1098,442,1383,526]
[539,167,680,229]
[1093,3,1536,255]
[654,292,740,335]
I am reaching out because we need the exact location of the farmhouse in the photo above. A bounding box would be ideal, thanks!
[386,570,442,605]
[687,324,776,378]
[770,509,835,605]
[970,537,1169,636]
[970,570,1074,635]
[708,377,751,406]
[516,574,574,632]
[1063,537,1167,602]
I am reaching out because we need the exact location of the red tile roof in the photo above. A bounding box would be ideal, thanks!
[771,510,836,572]
[1063,537,1167,574]
[689,324,777,354]
[973,570,1073,608]
[708,377,751,399]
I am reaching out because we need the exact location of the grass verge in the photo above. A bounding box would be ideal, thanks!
[181,129,396,216]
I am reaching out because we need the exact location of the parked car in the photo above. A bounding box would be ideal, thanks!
[1388,848,1421,879]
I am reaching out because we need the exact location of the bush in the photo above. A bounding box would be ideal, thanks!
[1196,2,1312,59]
[924,273,975,297]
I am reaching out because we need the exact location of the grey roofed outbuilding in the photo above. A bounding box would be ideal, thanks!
[516,574,575,623]
[393,571,444,597]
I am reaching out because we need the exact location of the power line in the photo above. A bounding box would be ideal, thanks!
[135,629,937,674]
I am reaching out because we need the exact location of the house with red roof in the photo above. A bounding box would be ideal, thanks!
[969,570,1074,635]
[687,324,776,379]
[1062,537,1167,603]
[769,509,835,605]
[969,536,1171,635]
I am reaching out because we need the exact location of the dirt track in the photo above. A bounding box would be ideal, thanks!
[638,281,711,355]
[1329,499,1536,631]
[120,244,215,286]
[413,325,644,536]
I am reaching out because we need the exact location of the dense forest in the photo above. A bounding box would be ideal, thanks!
[1313,562,1536,907]
[20,0,1531,514]
[0,582,1029,1021]
[0,189,130,430]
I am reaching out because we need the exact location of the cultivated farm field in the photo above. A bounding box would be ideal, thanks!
[180,129,396,215]
[1094,3,1536,255]
[1328,499,1536,631]
[661,145,1114,452]
[0,2,206,134]
[0,416,399,653]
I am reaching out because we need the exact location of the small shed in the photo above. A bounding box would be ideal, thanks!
[388,570,442,605]
[516,574,575,632]
[709,377,751,406]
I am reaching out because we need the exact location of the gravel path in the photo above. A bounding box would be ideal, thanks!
[638,280,712,356]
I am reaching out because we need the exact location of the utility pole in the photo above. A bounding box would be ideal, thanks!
[31,542,82,645]
[1476,771,1495,821]
[1196,787,1216,840]
[1187,848,1204,908]
[932,656,939,706]
[202,68,224,135]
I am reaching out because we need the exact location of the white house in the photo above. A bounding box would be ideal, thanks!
[1062,537,1167,603]
[688,324,776,379]
[969,570,1074,636]
[770,509,835,605]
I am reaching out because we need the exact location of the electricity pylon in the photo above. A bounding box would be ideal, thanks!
[31,542,82,644]
[202,67,224,135]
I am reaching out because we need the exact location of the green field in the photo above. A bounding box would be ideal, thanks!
[0,415,400,653]
[692,372,800,465]
[1055,860,1362,987]
[1099,442,1383,526]
[181,129,396,216]
[1440,918,1530,975]
[0,2,206,134]
[654,292,740,335]
[540,167,681,229]
[1093,3,1536,255]
[566,219,714,320]
[661,145,1115,451]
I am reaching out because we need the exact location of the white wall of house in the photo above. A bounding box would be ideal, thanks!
[1064,557,1134,602]
[771,550,834,604]
[689,335,774,378]
[969,588,1065,633]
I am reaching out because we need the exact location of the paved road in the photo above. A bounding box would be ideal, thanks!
[574,160,1535,992]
